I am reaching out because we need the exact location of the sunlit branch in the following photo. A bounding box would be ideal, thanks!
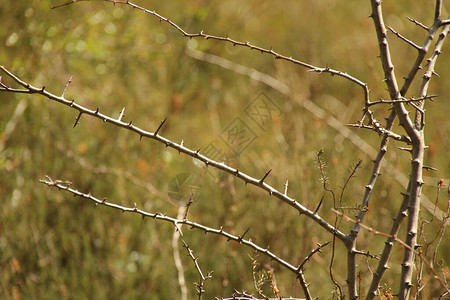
[0,65,347,242]
[39,176,301,275]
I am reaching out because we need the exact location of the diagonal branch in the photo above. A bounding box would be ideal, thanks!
[406,17,429,31]
[185,46,446,224]
[0,66,348,243]
[39,176,302,275]
[387,26,421,50]
[365,180,412,300]
[52,0,370,106]
[353,1,448,249]
[352,8,449,259]
[415,21,450,129]
[369,0,417,141]
[334,208,449,295]
[180,238,213,299]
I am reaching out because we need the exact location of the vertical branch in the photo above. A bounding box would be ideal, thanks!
[367,1,447,299]
[398,4,449,299]
[397,140,424,300]
[362,3,449,298]
[369,0,416,140]
[369,0,400,98]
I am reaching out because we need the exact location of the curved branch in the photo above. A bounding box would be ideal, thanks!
[0,66,348,243]
[52,0,370,106]
[39,176,300,275]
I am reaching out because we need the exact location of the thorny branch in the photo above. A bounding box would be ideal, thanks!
[39,176,302,275]
[333,208,449,295]
[185,46,445,222]
[345,0,450,298]
[52,0,370,107]
[180,238,213,299]
[0,66,347,243]
[1,0,449,299]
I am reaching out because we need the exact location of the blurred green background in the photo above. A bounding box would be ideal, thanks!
[1,0,449,299]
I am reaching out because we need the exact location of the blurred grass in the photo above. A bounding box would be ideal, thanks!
[1,0,449,299]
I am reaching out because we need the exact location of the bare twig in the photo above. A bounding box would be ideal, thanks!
[366,95,436,106]
[338,160,363,208]
[345,123,411,143]
[297,271,312,300]
[388,26,421,50]
[39,177,303,275]
[0,66,347,242]
[407,17,429,31]
[334,208,450,296]
[297,241,331,271]
[295,241,331,300]
[180,238,213,299]
[415,21,450,129]
[397,2,450,297]
[366,181,411,299]
[185,46,445,223]
[52,0,370,106]
[61,75,73,98]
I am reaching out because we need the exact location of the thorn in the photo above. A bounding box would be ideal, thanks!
[94,108,99,114]
[155,117,167,135]
[118,107,125,122]
[61,75,73,98]
[423,165,438,171]
[314,195,324,214]
[260,169,272,183]
[284,180,289,195]
[238,228,250,243]
[128,121,133,127]
[73,111,82,128]
[397,147,412,153]
[179,140,184,154]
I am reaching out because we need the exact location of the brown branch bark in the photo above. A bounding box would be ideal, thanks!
[39,176,302,275]
[0,66,347,243]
